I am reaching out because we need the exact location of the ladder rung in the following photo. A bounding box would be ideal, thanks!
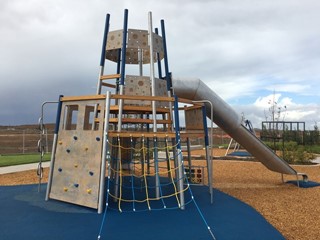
[101,82,116,88]
[100,74,121,80]
[109,118,171,124]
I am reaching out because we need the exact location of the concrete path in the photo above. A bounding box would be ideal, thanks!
[0,162,50,174]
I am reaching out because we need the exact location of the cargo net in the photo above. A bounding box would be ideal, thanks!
[105,136,192,212]
[98,136,216,240]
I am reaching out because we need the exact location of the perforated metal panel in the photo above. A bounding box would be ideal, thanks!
[154,78,169,108]
[106,29,164,64]
[185,107,204,130]
[124,75,151,106]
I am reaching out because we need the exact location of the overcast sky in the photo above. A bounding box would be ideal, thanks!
[1,0,320,129]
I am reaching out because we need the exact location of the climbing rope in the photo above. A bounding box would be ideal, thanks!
[97,136,217,240]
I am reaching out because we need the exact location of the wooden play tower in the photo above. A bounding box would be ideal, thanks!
[45,9,212,214]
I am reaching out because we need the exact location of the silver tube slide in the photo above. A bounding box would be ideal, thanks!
[172,77,298,175]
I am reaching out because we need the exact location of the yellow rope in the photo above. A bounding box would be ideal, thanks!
[109,136,188,210]
[166,137,181,207]
[109,160,183,177]
[106,138,179,152]
[142,137,151,210]
[108,184,189,203]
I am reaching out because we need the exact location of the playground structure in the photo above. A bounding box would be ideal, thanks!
[44,9,309,217]
[261,121,306,144]
[45,10,213,215]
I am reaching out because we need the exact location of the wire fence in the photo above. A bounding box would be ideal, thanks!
[0,126,54,155]
[0,125,233,155]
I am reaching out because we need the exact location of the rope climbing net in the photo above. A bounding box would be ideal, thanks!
[106,136,191,212]
[98,135,217,240]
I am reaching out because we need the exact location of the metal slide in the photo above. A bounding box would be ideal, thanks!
[172,78,307,180]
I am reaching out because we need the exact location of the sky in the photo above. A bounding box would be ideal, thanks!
[1,0,320,130]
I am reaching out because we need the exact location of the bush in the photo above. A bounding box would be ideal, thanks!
[264,141,314,164]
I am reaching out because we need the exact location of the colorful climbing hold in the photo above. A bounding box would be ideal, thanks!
[63,187,68,192]
[58,168,62,172]
[89,171,94,176]
[73,136,78,140]
[74,164,78,168]
[85,147,89,151]
[87,188,92,194]
[74,183,79,188]
[58,141,63,145]
[96,137,100,141]
[66,149,71,153]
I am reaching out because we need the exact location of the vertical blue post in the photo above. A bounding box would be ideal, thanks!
[120,9,129,86]
[202,106,209,147]
[100,14,110,68]
[116,49,121,93]
[54,95,64,134]
[201,105,213,203]
[161,20,172,91]
[46,95,64,201]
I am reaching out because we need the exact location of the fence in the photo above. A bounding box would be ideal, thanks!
[0,125,54,155]
[0,125,234,155]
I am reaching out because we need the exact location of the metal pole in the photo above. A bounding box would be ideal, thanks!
[192,100,214,204]
[98,91,111,214]
[148,11,160,198]
[173,95,185,209]
[22,130,25,154]
[37,101,58,192]
[115,9,129,200]
[138,48,143,76]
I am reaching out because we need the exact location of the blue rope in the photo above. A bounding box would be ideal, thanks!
[97,175,111,240]
[178,149,217,240]
[131,174,136,211]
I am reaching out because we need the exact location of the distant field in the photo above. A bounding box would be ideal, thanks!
[0,153,51,167]
[0,124,55,155]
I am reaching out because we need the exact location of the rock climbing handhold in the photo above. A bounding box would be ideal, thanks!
[63,187,68,192]
[96,137,100,141]
[87,189,92,194]
[74,183,79,188]
[89,171,94,176]
[58,168,62,172]
[66,149,70,153]
[73,136,78,140]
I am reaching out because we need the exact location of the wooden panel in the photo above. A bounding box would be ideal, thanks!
[109,105,170,114]
[101,82,116,88]
[100,74,121,80]
[61,95,106,102]
[109,118,171,124]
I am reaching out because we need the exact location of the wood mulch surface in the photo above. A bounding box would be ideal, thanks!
[1,149,319,240]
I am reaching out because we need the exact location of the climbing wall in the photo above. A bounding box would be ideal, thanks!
[49,99,105,209]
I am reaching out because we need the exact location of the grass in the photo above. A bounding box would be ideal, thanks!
[0,153,51,167]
